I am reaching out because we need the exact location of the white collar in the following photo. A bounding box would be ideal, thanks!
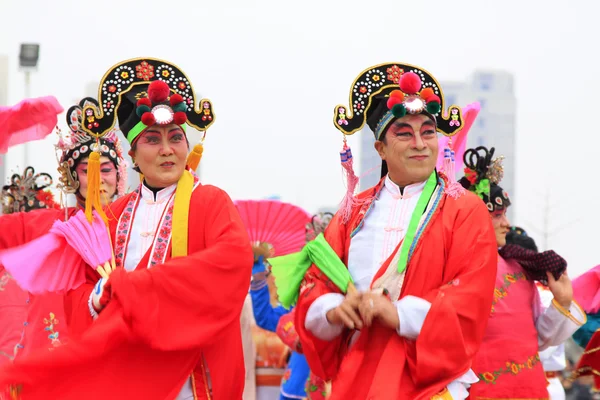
[384,175,427,199]
[141,183,177,203]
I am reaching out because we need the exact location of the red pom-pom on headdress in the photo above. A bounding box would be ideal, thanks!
[148,80,170,104]
[169,93,184,106]
[387,90,405,110]
[137,98,152,108]
[387,96,402,109]
[141,112,156,126]
[390,90,404,100]
[399,72,422,95]
[427,94,441,104]
[173,111,187,125]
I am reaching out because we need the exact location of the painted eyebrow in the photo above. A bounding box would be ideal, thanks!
[391,122,413,130]
[79,161,113,166]
[168,128,183,134]
[421,120,436,129]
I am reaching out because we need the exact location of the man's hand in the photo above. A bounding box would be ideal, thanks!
[358,292,399,331]
[91,277,110,312]
[325,283,363,330]
[547,271,573,309]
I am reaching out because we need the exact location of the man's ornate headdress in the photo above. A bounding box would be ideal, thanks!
[334,63,465,222]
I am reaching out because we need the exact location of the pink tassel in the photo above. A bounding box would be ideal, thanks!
[339,142,360,223]
[442,140,465,199]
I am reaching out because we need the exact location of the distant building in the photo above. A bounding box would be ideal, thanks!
[443,70,517,216]
[358,127,380,191]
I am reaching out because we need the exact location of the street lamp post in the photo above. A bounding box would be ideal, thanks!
[18,43,40,168]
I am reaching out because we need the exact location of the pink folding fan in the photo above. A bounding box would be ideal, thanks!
[234,199,311,257]
[0,210,114,294]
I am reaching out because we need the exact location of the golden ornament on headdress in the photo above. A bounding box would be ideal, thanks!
[486,155,505,185]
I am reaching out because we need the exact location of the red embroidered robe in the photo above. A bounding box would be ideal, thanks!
[0,184,253,400]
[0,208,76,367]
[294,177,498,400]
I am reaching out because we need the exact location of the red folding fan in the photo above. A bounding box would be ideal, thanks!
[234,199,311,257]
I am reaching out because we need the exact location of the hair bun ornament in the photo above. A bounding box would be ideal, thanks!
[148,80,171,103]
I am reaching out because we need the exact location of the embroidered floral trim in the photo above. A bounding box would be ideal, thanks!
[114,188,140,268]
[490,271,526,315]
[282,368,292,384]
[305,373,328,400]
[114,174,199,270]
[478,353,541,384]
[299,278,315,297]
[43,312,62,348]
[149,204,174,267]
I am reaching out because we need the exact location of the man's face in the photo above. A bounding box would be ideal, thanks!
[374,113,438,186]
[491,208,510,247]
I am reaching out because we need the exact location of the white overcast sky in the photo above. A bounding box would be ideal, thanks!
[0,0,598,276]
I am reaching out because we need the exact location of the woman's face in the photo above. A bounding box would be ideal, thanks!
[133,124,188,188]
[75,155,118,206]
[491,208,511,247]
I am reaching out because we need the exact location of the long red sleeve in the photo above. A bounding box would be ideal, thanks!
[0,209,63,252]
[107,185,253,350]
[62,268,97,337]
[0,185,253,400]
